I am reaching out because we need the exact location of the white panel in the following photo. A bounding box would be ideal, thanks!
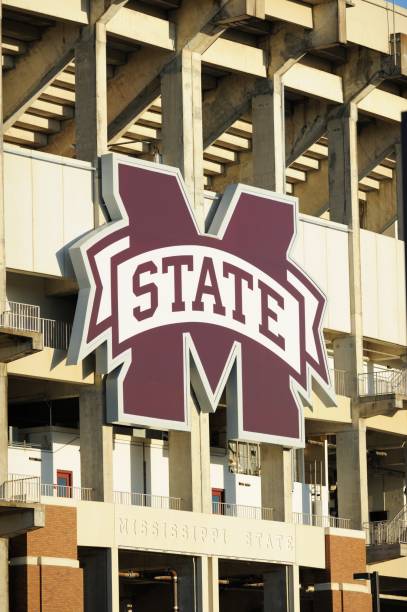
[63,165,94,277]
[396,241,407,344]
[360,230,378,339]
[294,217,350,335]
[325,229,351,333]
[210,454,226,490]
[113,439,131,493]
[4,153,34,271]
[302,221,328,297]
[148,444,169,497]
[32,159,64,276]
[8,446,42,478]
[52,432,81,488]
[376,235,398,342]
[361,230,407,346]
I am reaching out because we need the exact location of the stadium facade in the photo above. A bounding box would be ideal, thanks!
[0,1,407,610]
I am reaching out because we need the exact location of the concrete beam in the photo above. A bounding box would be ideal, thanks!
[216,0,266,23]
[0,504,45,538]
[3,22,80,129]
[0,329,43,363]
[3,0,88,24]
[107,8,175,49]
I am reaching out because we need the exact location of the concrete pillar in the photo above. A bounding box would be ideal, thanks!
[75,14,108,226]
[108,546,119,612]
[395,142,404,240]
[196,556,219,612]
[328,106,369,531]
[328,104,364,395]
[261,444,293,522]
[0,363,9,612]
[161,49,205,229]
[336,422,369,529]
[288,564,301,612]
[0,0,6,317]
[79,378,113,502]
[252,75,285,193]
[168,395,212,513]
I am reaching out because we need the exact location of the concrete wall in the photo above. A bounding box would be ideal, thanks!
[360,229,407,346]
[4,146,94,278]
[292,215,351,334]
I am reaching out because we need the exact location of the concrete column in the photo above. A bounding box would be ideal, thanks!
[252,75,285,193]
[161,49,205,229]
[395,142,404,240]
[288,564,301,612]
[75,17,108,226]
[108,546,120,612]
[328,104,364,395]
[168,395,212,513]
[336,422,369,529]
[264,566,290,611]
[0,0,6,316]
[79,378,113,502]
[261,444,293,522]
[196,556,219,612]
[0,363,9,612]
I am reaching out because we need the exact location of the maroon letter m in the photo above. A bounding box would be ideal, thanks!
[68,155,333,448]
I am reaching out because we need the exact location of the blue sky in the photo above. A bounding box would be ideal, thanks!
[397,0,407,7]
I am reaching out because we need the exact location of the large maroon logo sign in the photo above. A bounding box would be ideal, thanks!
[68,155,332,447]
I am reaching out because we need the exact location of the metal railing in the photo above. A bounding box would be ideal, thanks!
[365,504,407,546]
[212,502,273,521]
[41,483,93,501]
[40,318,73,351]
[0,302,40,332]
[292,512,352,529]
[358,369,407,397]
[330,369,349,396]
[0,474,41,503]
[113,490,182,510]
[0,300,72,351]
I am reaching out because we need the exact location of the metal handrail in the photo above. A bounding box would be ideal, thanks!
[358,369,407,397]
[212,501,273,521]
[41,483,93,501]
[330,369,349,396]
[292,512,352,529]
[364,519,407,546]
[0,301,72,351]
[0,474,41,503]
[113,490,182,510]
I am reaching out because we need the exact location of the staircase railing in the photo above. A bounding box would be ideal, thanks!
[365,505,407,545]
[358,369,407,397]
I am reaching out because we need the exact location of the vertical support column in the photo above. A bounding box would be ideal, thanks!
[288,564,301,612]
[261,444,293,522]
[169,396,211,513]
[107,546,120,612]
[162,51,210,513]
[79,378,113,502]
[0,0,6,317]
[328,104,364,392]
[252,75,286,193]
[395,142,405,240]
[0,363,8,612]
[336,423,369,529]
[328,105,368,530]
[196,556,219,612]
[75,10,108,226]
[161,49,205,229]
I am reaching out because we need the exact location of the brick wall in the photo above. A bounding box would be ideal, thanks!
[313,533,372,612]
[9,504,84,612]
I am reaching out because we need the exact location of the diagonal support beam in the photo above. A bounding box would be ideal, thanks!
[3,22,80,129]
